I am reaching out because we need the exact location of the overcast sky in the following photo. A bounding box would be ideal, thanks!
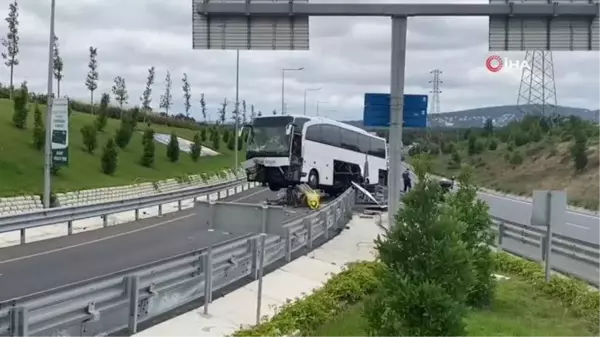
[0,0,598,122]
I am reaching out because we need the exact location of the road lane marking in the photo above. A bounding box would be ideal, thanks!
[0,213,196,265]
[232,187,269,202]
[481,192,599,220]
[566,222,590,230]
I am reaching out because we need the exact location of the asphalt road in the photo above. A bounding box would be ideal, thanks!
[0,186,314,301]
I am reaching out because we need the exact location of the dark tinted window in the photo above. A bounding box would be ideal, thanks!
[306,125,321,142]
[293,117,310,132]
[358,134,370,153]
[321,125,341,147]
[253,116,293,127]
[340,129,358,151]
[370,138,386,158]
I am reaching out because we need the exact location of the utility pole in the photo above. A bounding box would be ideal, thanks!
[281,67,304,115]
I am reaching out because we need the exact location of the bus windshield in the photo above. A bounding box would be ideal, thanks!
[247,116,294,157]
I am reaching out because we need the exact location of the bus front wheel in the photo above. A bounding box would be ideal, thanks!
[308,170,319,190]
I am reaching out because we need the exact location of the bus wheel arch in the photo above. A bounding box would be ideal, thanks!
[308,169,319,189]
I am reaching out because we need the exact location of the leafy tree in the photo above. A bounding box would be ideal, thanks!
[94,93,109,132]
[190,132,202,162]
[467,135,478,156]
[111,76,128,118]
[200,128,207,142]
[250,104,256,120]
[140,128,155,168]
[364,158,473,336]
[85,46,99,114]
[446,166,496,307]
[140,66,155,123]
[218,98,227,125]
[12,88,27,129]
[32,104,44,150]
[199,93,207,121]
[101,138,118,175]
[182,73,192,117]
[80,124,98,154]
[242,100,247,124]
[114,119,133,149]
[571,130,588,172]
[483,118,493,136]
[227,132,235,151]
[1,0,19,100]
[166,131,180,162]
[52,35,64,97]
[159,71,173,114]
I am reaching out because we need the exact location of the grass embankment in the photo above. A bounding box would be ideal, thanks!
[425,140,599,210]
[313,274,597,336]
[0,99,240,196]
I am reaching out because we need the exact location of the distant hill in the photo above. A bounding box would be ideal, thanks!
[342,104,599,129]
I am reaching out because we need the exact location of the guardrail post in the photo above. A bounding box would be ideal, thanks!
[67,221,73,235]
[285,227,292,262]
[20,229,25,245]
[203,247,213,315]
[250,237,259,279]
[102,215,108,227]
[178,200,182,211]
[497,222,504,250]
[158,204,163,216]
[127,275,140,334]
[305,218,313,249]
[208,201,215,230]
[134,209,140,221]
[9,307,28,337]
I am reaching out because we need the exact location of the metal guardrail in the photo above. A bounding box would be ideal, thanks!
[491,216,600,286]
[0,188,356,336]
[0,178,248,244]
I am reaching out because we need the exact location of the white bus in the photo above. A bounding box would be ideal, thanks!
[242,115,388,194]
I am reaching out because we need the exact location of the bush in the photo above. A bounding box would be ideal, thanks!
[32,104,45,150]
[140,134,155,168]
[441,142,455,154]
[488,138,498,151]
[570,130,588,172]
[142,127,155,147]
[190,132,202,162]
[101,138,118,175]
[364,157,474,336]
[232,262,381,336]
[447,149,461,170]
[166,131,180,163]
[200,128,207,142]
[509,151,524,166]
[512,130,529,147]
[212,131,221,150]
[467,135,478,156]
[223,129,230,143]
[227,132,235,151]
[80,124,98,154]
[446,166,496,307]
[94,93,109,132]
[12,90,28,129]
[114,121,133,149]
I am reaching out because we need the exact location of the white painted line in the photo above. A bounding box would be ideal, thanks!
[231,187,269,202]
[0,213,196,265]
[566,222,590,230]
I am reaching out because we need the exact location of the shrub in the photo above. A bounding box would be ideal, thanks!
[488,138,498,151]
[190,132,202,162]
[570,130,588,172]
[467,135,478,156]
[32,104,45,150]
[512,130,529,147]
[364,157,474,336]
[94,93,109,132]
[223,129,230,143]
[227,132,235,151]
[212,131,221,151]
[200,128,207,142]
[142,127,155,147]
[140,134,155,168]
[442,142,455,154]
[114,121,133,149]
[166,131,180,163]
[80,124,98,154]
[12,90,28,129]
[509,151,524,166]
[232,262,381,336]
[101,138,118,175]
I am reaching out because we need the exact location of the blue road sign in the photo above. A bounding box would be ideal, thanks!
[363,93,428,128]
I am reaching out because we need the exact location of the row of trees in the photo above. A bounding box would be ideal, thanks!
[1,1,278,132]
[365,160,496,336]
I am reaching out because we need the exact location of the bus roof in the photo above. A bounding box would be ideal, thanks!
[256,114,385,140]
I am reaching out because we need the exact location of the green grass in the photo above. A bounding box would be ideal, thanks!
[312,274,597,336]
[0,99,241,196]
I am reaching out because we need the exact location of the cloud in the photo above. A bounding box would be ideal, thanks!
[0,0,597,122]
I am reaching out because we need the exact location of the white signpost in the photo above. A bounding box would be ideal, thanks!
[531,189,567,281]
[50,98,69,167]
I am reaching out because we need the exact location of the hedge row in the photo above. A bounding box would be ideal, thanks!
[231,253,599,336]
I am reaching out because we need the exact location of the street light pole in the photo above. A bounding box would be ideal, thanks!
[281,67,304,115]
[234,49,240,172]
[316,101,328,116]
[43,0,56,209]
[303,87,321,116]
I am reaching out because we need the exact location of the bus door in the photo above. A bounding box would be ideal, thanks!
[286,123,303,181]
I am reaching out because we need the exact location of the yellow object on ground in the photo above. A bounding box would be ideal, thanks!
[296,183,321,210]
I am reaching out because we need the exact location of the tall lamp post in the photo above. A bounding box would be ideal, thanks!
[281,67,304,115]
[234,49,240,173]
[303,87,321,116]
[316,100,328,116]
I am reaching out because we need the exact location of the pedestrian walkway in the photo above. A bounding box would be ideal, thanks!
[134,212,386,337]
